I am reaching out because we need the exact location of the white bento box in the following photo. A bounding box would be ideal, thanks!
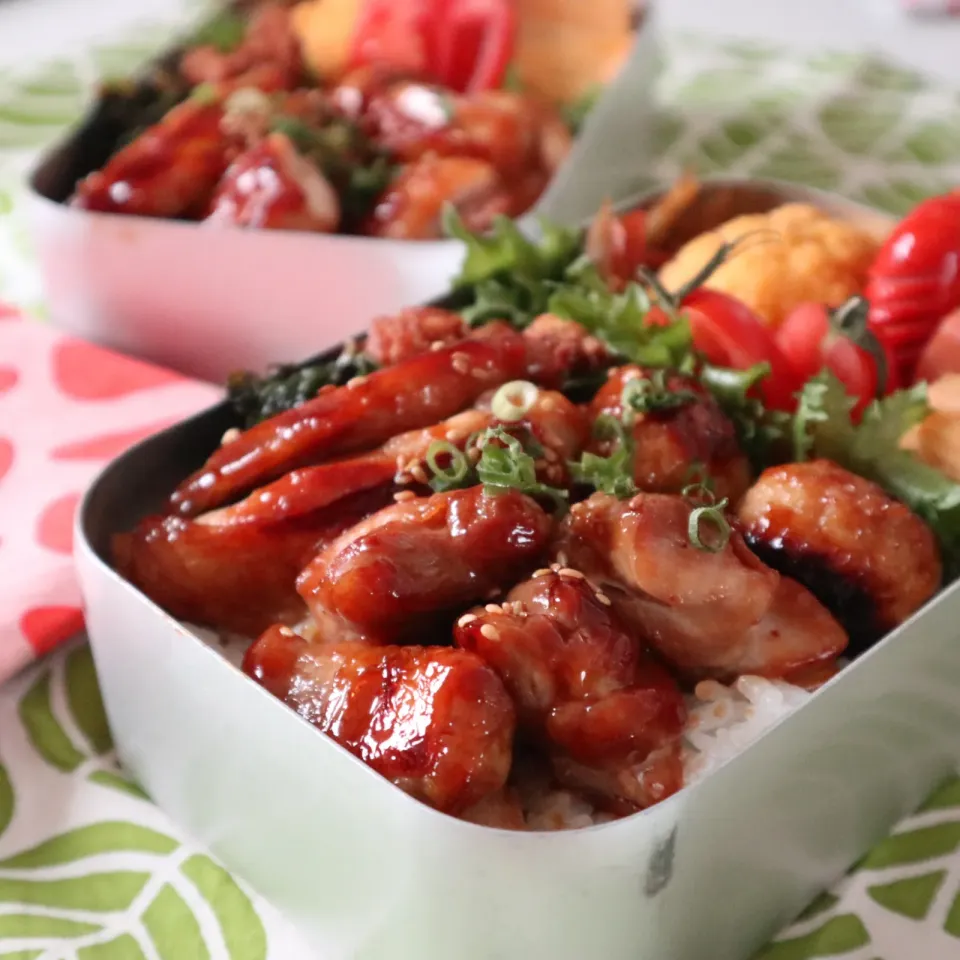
[74,179,960,960]
[25,5,661,384]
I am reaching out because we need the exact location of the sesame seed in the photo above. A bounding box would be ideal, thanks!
[221,427,241,445]
[694,680,726,702]
[550,563,562,572]
[458,613,478,627]
[558,567,584,580]
[430,340,445,351]
[395,473,412,485]
[278,626,295,637]
[533,568,551,578]
[484,603,502,614]
[393,490,416,502]
[582,335,605,357]
[471,368,488,379]
[411,464,429,484]
[485,587,502,599]
[595,592,612,606]
[347,375,368,388]
[480,624,500,641]
[451,352,470,374]
[556,551,569,566]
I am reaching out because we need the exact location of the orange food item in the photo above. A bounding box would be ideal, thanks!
[292,0,363,79]
[513,0,635,103]
[916,308,960,384]
[901,374,960,482]
[658,204,881,328]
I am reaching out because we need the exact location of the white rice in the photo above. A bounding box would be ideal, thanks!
[518,675,812,830]
[682,675,812,786]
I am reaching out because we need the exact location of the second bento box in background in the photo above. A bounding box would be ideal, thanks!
[26,0,660,382]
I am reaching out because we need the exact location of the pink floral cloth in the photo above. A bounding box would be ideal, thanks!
[0,304,220,681]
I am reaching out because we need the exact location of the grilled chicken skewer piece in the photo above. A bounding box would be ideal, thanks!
[557,492,848,682]
[245,626,516,814]
[72,99,239,218]
[456,568,687,811]
[738,460,942,654]
[299,487,553,645]
[170,322,527,516]
[588,365,752,504]
[114,486,393,637]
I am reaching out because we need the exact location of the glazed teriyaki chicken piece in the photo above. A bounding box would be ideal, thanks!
[455,569,686,810]
[179,2,303,92]
[738,460,942,653]
[206,131,342,231]
[589,366,752,504]
[557,492,849,683]
[114,484,395,637]
[299,487,552,644]
[244,626,516,814]
[72,100,240,218]
[364,307,468,367]
[170,322,527,516]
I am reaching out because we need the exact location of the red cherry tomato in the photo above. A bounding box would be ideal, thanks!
[776,300,897,419]
[349,0,515,94]
[585,206,660,291]
[681,288,804,411]
[433,0,516,93]
[865,191,960,371]
[348,0,437,76]
[917,307,960,383]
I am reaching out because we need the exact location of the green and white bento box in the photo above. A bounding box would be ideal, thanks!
[74,178,960,960]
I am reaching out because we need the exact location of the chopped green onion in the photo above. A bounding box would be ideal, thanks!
[687,498,731,553]
[426,441,470,492]
[568,414,637,498]
[681,463,716,503]
[491,380,539,422]
[621,370,698,422]
[190,82,219,106]
[475,427,568,513]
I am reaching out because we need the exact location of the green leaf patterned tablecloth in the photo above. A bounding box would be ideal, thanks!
[4,8,960,958]
[0,642,313,958]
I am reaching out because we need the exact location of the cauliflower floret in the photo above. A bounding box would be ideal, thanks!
[658,203,881,328]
